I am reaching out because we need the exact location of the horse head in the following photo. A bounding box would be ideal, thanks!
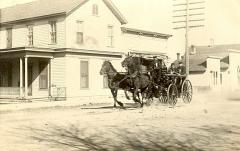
[100,61,110,75]
[121,56,133,68]
[100,60,117,75]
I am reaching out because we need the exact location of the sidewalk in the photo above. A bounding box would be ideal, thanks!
[0,96,131,113]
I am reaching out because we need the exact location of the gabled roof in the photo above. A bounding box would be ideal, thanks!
[0,0,128,25]
[121,27,172,39]
[188,44,240,72]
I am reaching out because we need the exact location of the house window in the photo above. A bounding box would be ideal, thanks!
[27,25,33,46]
[76,21,84,44]
[49,21,57,44]
[103,74,108,88]
[107,25,114,47]
[80,61,89,88]
[215,72,218,85]
[237,66,240,83]
[39,61,48,89]
[6,28,12,48]
[211,71,218,85]
[92,4,98,16]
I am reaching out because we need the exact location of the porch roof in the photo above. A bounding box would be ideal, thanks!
[0,47,55,53]
[0,47,124,58]
[0,47,54,59]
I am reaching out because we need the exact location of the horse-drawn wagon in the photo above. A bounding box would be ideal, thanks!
[100,51,193,108]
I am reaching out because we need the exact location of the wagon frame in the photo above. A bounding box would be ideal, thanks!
[125,53,193,106]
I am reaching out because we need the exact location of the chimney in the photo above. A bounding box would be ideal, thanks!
[190,45,196,55]
[181,56,184,60]
[209,38,214,47]
[177,53,180,61]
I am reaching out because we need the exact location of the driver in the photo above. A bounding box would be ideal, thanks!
[177,61,186,75]
[168,63,177,74]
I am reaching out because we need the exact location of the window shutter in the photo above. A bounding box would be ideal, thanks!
[80,61,89,88]
[39,61,48,89]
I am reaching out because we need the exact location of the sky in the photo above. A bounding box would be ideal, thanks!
[1,0,240,58]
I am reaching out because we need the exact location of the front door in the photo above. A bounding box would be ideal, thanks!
[28,64,33,96]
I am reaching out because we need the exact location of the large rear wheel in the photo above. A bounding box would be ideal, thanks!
[181,80,193,103]
[167,84,178,106]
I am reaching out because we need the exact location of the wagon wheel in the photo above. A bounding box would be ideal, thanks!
[167,84,178,106]
[181,79,193,103]
[159,90,168,103]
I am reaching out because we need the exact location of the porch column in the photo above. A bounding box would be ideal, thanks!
[24,57,28,99]
[19,58,23,98]
[48,59,52,97]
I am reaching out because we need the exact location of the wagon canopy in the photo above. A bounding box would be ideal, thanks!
[128,50,168,60]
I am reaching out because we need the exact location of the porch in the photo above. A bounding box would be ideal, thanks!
[0,48,53,100]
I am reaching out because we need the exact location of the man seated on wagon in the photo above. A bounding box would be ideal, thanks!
[168,63,178,74]
[176,61,186,75]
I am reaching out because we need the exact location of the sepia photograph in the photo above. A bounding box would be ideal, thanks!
[0,0,240,150]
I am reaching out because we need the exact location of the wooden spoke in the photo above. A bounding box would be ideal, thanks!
[159,95,168,103]
[158,88,168,103]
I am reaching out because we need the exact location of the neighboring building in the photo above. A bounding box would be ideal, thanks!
[186,44,240,92]
[0,0,171,100]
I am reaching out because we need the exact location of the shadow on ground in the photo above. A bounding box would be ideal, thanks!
[81,103,141,110]
[13,124,216,151]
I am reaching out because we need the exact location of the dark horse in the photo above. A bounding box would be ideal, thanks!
[100,61,150,107]
[121,56,152,105]
[122,56,168,101]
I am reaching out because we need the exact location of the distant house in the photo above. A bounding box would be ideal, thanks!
[187,44,240,92]
[0,0,171,100]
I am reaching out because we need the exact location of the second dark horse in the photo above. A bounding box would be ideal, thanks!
[100,61,150,107]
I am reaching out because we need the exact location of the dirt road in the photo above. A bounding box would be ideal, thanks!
[0,94,240,151]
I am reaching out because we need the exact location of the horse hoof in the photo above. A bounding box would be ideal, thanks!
[120,106,126,110]
[118,102,124,107]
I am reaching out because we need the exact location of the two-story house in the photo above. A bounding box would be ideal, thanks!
[0,0,171,101]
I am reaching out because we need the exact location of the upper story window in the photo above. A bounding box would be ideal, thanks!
[92,4,98,16]
[49,21,57,44]
[27,25,33,46]
[6,28,12,48]
[107,25,114,47]
[76,20,84,44]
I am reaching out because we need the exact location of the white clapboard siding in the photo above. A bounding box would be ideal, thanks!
[65,0,122,52]
[0,17,66,49]
[12,25,28,47]
[0,30,7,49]
[34,18,65,48]
[51,56,66,88]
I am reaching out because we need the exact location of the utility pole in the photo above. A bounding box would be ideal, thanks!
[172,0,205,78]
[185,0,190,77]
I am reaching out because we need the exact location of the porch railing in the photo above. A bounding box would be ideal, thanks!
[52,87,66,101]
[0,87,20,96]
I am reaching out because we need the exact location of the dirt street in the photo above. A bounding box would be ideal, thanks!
[0,94,240,151]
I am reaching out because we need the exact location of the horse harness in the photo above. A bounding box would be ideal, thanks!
[108,71,140,89]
